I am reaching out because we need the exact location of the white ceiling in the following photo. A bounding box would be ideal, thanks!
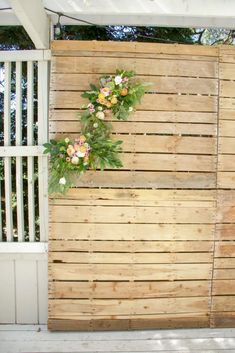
[1,0,235,27]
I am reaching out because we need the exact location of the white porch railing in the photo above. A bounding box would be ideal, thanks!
[0,50,50,242]
[0,50,50,324]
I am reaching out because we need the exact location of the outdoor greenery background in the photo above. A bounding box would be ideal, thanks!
[0,25,234,240]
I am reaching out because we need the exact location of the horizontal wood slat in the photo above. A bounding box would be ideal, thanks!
[50,110,217,123]
[51,56,218,78]
[49,280,210,299]
[51,74,218,95]
[50,120,217,136]
[51,40,219,57]
[51,91,217,112]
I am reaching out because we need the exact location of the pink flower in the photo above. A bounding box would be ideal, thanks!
[100,87,110,97]
[123,77,129,82]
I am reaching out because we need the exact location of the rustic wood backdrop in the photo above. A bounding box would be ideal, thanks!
[48,41,235,330]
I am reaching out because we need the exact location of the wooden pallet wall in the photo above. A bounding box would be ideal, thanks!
[48,41,234,330]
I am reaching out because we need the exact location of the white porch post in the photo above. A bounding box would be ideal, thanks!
[8,0,50,49]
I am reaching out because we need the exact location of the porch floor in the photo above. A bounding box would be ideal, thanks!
[0,325,235,353]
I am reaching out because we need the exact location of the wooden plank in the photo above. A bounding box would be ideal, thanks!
[49,252,213,264]
[218,154,235,171]
[52,51,219,62]
[72,171,216,189]
[48,314,209,331]
[219,120,235,137]
[211,312,235,328]
[220,62,235,80]
[217,172,235,189]
[220,80,235,98]
[50,205,215,224]
[219,110,235,120]
[215,242,235,257]
[52,188,216,202]
[50,109,217,123]
[214,258,235,268]
[121,154,216,172]
[220,97,235,111]
[216,224,235,240]
[217,189,235,205]
[49,120,217,136]
[217,206,235,223]
[46,153,217,173]
[213,280,235,295]
[49,223,214,241]
[218,137,235,154]
[49,280,210,299]
[49,240,213,253]
[51,73,218,95]
[49,297,209,317]
[214,269,235,280]
[49,263,212,281]
[51,56,218,78]
[51,198,215,208]
[212,296,235,312]
[51,40,219,56]
[50,91,217,112]
[130,314,209,330]
[47,134,216,154]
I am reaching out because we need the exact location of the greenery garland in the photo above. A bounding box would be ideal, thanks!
[44,70,147,194]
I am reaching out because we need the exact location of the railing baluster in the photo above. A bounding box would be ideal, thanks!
[15,61,24,242]
[37,61,49,242]
[4,62,13,242]
[27,61,35,242]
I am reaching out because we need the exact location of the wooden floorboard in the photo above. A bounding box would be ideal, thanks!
[0,325,235,353]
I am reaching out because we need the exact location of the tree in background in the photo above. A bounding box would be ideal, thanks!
[0,25,235,50]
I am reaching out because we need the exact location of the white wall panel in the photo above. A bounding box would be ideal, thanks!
[0,252,47,324]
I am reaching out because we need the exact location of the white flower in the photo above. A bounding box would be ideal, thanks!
[93,122,98,128]
[114,75,122,85]
[96,111,105,120]
[59,177,66,185]
[71,156,79,164]
[128,106,133,112]
[64,137,70,143]
[76,151,85,158]
[98,106,103,111]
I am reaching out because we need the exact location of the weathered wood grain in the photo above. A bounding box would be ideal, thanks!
[49,41,235,331]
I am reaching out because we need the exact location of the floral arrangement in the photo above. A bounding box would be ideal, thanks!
[44,70,148,194]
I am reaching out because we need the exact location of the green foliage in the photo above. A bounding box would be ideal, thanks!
[44,70,147,194]
[0,26,34,50]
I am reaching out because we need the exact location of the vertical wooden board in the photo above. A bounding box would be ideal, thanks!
[37,259,48,324]
[0,260,15,323]
[15,260,38,324]
[212,49,235,329]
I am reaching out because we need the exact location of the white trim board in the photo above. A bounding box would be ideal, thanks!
[0,50,51,62]
[0,242,48,253]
